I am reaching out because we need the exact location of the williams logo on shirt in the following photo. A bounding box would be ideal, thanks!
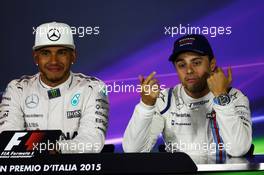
[66,110,81,119]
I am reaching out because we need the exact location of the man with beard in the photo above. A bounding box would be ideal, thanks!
[123,34,252,159]
[0,22,109,153]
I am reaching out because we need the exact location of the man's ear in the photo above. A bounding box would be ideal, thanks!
[32,51,38,65]
[210,58,216,72]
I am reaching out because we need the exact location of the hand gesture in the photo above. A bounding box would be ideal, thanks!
[207,67,232,97]
[139,72,160,106]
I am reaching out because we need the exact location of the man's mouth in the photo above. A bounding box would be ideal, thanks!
[185,77,199,84]
[46,66,63,72]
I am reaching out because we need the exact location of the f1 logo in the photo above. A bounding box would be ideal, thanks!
[4,132,27,151]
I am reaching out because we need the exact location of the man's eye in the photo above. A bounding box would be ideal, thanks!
[193,61,202,66]
[177,63,186,68]
[40,51,50,56]
[57,50,68,56]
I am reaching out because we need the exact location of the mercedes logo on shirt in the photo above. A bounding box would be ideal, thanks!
[25,94,39,109]
[47,28,61,41]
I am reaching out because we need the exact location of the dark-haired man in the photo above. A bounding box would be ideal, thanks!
[123,34,252,159]
[0,22,109,153]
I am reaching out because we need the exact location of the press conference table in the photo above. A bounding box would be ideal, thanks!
[195,155,264,174]
[0,153,263,174]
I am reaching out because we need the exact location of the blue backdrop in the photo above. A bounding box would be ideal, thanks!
[0,0,263,153]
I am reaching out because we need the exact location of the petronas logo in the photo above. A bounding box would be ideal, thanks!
[71,93,80,106]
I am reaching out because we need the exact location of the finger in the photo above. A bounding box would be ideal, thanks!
[148,79,158,87]
[209,71,214,76]
[210,67,219,76]
[207,77,211,84]
[227,67,232,84]
[138,75,144,85]
[145,71,156,84]
[207,78,212,89]
[218,67,224,73]
[207,76,214,84]
[207,71,213,79]
[212,66,218,72]
[213,67,225,79]
[213,67,219,73]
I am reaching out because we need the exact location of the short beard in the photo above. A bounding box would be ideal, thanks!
[184,72,210,94]
[39,67,70,85]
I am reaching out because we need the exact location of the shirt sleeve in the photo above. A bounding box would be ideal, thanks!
[58,81,109,153]
[213,89,252,157]
[122,100,165,152]
[0,80,25,132]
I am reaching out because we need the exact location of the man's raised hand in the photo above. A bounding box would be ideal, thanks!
[139,71,160,106]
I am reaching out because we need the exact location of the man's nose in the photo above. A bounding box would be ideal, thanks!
[187,64,194,74]
[49,53,59,64]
